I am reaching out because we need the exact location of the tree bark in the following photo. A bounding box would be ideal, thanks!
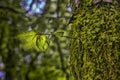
[70,0,120,80]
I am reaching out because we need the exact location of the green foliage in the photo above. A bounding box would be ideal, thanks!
[0,0,73,80]
[17,31,49,52]
[36,34,49,52]
[17,29,70,52]
[70,2,120,80]
[53,29,65,38]
[29,66,66,80]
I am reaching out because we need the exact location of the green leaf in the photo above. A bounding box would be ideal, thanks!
[17,31,37,50]
[36,35,49,52]
[17,31,49,52]
[17,31,36,40]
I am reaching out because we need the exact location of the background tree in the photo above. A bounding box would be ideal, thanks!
[70,0,120,80]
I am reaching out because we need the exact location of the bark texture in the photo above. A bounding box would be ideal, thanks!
[70,0,120,80]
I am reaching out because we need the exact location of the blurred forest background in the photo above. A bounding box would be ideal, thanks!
[0,0,74,80]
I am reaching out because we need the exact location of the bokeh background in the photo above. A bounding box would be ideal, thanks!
[0,0,74,80]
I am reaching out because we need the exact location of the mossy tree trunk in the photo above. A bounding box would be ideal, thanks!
[69,0,120,80]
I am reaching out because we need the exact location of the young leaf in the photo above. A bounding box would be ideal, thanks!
[17,31,36,40]
[36,35,49,52]
[17,31,37,50]
[17,31,49,52]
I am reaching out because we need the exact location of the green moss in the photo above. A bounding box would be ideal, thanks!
[70,1,120,80]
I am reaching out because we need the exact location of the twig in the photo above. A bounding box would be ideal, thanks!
[55,36,69,80]
[0,5,24,14]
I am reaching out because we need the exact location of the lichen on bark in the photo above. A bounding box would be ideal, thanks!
[69,0,120,80]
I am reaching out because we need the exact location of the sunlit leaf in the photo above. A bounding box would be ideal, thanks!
[17,31,49,52]
[17,30,36,39]
[36,35,49,52]
[17,31,37,50]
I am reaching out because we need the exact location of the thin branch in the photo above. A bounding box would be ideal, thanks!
[55,36,69,80]
[0,5,24,14]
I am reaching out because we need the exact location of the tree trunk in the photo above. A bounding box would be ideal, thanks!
[70,0,120,80]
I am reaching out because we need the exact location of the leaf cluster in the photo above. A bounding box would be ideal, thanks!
[17,31,49,52]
